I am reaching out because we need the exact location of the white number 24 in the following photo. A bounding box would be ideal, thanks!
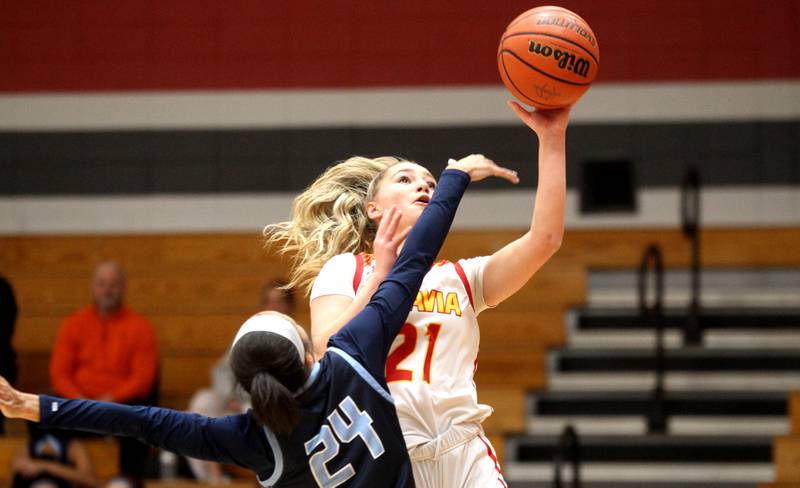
[304,396,385,487]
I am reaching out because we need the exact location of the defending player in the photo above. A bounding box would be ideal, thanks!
[266,102,569,487]
[0,159,518,488]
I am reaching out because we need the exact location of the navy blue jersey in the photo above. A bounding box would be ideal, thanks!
[265,347,410,486]
[39,169,470,488]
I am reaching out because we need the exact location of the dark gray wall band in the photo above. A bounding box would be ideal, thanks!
[1,121,798,195]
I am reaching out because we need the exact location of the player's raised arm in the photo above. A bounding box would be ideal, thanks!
[481,103,570,307]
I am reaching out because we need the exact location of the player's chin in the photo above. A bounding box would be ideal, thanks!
[409,202,428,214]
[402,203,425,222]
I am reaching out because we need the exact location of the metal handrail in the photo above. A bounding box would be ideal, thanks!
[681,168,700,239]
[639,244,667,434]
[553,425,581,488]
[681,167,702,345]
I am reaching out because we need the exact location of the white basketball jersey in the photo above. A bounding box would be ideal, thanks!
[311,252,493,449]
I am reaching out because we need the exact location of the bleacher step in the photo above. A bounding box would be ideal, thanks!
[548,372,800,392]
[552,349,800,372]
[508,434,772,463]
[508,482,759,488]
[503,461,772,484]
[576,307,800,331]
[531,391,788,416]
[525,416,787,436]
[568,329,800,349]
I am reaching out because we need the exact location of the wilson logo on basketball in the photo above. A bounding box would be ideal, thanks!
[528,41,591,78]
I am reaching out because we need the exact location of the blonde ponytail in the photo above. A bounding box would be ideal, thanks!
[264,156,402,296]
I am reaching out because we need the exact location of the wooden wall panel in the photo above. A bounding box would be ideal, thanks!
[775,436,800,482]
[474,348,547,390]
[479,387,527,434]
[479,310,567,348]
[3,227,799,425]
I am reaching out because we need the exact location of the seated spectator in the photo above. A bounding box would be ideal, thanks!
[11,422,96,488]
[0,275,17,435]
[48,260,158,478]
[185,279,295,482]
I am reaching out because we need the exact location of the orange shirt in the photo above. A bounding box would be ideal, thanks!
[49,305,158,403]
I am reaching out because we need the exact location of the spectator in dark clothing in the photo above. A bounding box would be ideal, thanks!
[11,422,96,488]
[0,275,17,435]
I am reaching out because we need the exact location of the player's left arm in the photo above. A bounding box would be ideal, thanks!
[0,377,268,473]
[482,102,571,307]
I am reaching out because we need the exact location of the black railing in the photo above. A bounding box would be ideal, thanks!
[553,425,581,488]
[681,167,702,345]
[639,244,667,434]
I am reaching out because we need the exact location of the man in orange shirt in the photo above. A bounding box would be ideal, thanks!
[49,260,158,477]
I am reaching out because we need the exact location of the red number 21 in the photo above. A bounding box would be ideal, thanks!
[386,323,442,383]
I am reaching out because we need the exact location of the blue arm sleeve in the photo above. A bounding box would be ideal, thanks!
[329,169,470,379]
[39,395,273,475]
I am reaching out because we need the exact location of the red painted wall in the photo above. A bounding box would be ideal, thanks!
[1,0,798,92]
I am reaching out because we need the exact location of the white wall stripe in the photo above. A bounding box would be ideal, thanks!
[1,81,799,131]
[0,187,797,235]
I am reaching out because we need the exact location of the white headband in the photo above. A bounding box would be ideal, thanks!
[232,312,305,361]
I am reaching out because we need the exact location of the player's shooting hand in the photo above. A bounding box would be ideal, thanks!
[447,154,519,184]
[372,205,411,277]
[507,100,571,139]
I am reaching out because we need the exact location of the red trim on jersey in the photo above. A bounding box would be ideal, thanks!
[477,434,507,487]
[452,261,475,310]
[352,253,365,293]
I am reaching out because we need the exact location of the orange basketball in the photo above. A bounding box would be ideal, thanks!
[497,6,600,109]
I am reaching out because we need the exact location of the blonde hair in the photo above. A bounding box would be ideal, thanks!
[264,156,404,296]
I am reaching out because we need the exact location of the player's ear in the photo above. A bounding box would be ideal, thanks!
[366,201,383,220]
[305,351,315,370]
[301,336,316,367]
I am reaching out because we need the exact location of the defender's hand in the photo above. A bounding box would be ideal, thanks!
[447,155,519,184]
[0,376,40,422]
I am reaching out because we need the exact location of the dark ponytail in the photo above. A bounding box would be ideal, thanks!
[230,331,307,435]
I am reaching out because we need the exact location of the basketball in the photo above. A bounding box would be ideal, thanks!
[497,6,600,109]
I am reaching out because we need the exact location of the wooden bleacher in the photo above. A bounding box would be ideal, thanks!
[763,391,800,487]
[773,435,800,484]
[2,227,800,473]
[757,390,800,488]
[0,437,119,483]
